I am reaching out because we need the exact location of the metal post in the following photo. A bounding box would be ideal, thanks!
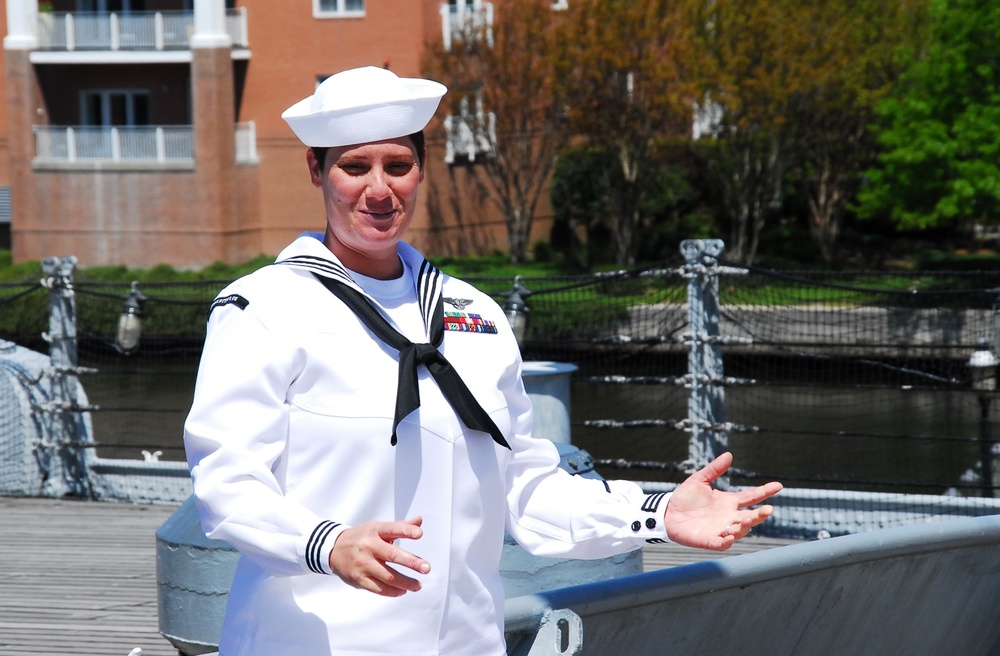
[40,256,91,497]
[154,11,164,50]
[680,239,728,486]
[969,340,998,497]
[109,12,120,50]
[980,394,995,498]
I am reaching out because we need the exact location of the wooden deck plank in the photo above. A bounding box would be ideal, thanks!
[0,497,177,656]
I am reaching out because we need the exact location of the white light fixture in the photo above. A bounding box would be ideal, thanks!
[993,293,1000,359]
[502,275,530,347]
[115,281,146,354]
[969,337,999,391]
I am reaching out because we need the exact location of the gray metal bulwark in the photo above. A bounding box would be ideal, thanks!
[505,514,1000,654]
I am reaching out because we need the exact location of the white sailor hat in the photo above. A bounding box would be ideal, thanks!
[281,66,448,147]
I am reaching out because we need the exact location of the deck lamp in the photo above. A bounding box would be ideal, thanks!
[115,281,146,354]
[502,275,531,347]
[993,293,1000,359]
[971,326,1000,497]
[969,337,999,391]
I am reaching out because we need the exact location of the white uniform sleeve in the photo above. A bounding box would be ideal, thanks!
[501,353,672,559]
[184,294,346,578]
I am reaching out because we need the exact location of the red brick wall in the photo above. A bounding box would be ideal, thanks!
[235,0,553,262]
[3,0,553,267]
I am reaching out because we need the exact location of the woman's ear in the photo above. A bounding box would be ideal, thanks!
[306,148,324,188]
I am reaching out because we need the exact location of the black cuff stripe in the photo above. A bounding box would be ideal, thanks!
[306,521,340,574]
[642,492,667,513]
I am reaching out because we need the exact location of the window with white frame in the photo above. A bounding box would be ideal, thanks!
[315,0,365,18]
[442,0,493,51]
[75,0,147,12]
[444,90,495,164]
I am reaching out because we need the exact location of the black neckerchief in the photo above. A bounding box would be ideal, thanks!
[292,260,510,450]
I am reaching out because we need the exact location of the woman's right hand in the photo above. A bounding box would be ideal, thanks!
[328,516,430,597]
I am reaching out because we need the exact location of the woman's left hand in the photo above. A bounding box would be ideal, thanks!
[663,452,783,550]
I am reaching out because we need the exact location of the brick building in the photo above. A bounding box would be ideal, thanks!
[0,0,551,267]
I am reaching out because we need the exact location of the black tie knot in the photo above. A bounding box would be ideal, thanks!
[412,342,445,367]
[312,272,511,450]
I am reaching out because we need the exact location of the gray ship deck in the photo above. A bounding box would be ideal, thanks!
[0,497,795,656]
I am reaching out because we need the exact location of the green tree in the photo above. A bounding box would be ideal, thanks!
[424,0,568,264]
[687,0,809,264]
[857,0,1000,234]
[789,0,930,263]
[555,0,697,266]
[551,142,713,265]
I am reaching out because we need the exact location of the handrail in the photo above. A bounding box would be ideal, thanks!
[33,125,194,163]
[33,124,259,165]
[37,9,249,51]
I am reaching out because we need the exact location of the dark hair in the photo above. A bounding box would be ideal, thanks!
[310,131,426,170]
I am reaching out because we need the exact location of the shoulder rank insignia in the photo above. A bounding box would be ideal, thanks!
[444,311,497,334]
[444,297,474,310]
[209,293,250,316]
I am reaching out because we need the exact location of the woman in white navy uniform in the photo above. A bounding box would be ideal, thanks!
[183,66,783,656]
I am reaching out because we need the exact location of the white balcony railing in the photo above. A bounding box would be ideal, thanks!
[37,9,249,51]
[440,2,493,52]
[33,123,259,165]
[444,112,496,164]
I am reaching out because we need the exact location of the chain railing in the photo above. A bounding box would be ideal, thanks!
[2,241,1000,537]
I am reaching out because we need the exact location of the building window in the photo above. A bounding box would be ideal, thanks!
[444,91,495,164]
[75,0,147,12]
[314,0,365,18]
[81,90,150,127]
[442,0,493,51]
[0,187,10,224]
[551,0,568,9]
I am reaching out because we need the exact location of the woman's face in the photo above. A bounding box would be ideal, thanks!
[308,136,424,278]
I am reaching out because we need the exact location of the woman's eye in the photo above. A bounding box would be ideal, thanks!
[386,162,415,175]
[338,163,369,175]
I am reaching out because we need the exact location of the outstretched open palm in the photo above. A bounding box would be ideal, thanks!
[664,452,783,551]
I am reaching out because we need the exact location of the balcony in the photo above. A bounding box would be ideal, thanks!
[440,2,493,52]
[36,9,249,52]
[444,112,495,164]
[32,123,259,170]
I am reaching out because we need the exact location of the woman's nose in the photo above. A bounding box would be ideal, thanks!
[366,168,392,194]
[364,168,394,203]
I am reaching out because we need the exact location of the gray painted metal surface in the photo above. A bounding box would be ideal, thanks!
[759,485,1000,539]
[0,341,51,496]
[41,255,93,497]
[156,497,236,656]
[504,514,1000,655]
[682,239,730,477]
[89,458,193,505]
[522,361,578,443]
[639,482,1000,540]
[0,336,193,504]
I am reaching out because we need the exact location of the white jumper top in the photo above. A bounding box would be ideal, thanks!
[184,234,670,656]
